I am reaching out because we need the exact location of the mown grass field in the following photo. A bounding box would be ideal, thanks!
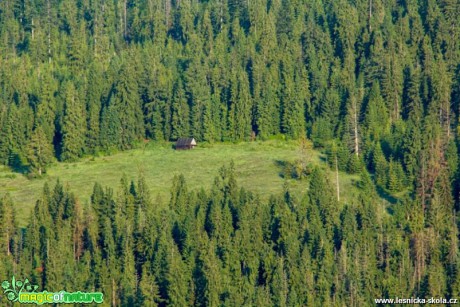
[0,140,363,226]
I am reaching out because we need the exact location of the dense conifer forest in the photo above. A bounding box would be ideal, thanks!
[0,0,459,305]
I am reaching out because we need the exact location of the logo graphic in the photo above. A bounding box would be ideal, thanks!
[2,276,103,305]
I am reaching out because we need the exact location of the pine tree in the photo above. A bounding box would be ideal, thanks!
[200,240,223,306]
[363,81,390,145]
[311,118,334,148]
[85,63,104,153]
[26,125,54,176]
[100,105,121,151]
[165,242,189,305]
[403,67,423,182]
[110,63,144,149]
[381,42,403,122]
[60,81,86,161]
[185,55,211,141]
[170,80,190,140]
[256,65,281,139]
[202,96,218,142]
[387,158,404,193]
[228,67,252,141]
[139,264,161,306]
[270,257,288,307]
[36,69,58,144]
[372,143,387,189]
[308,167,339,237]
[4,103,33,170]
[120,233,137,305]
[281,53,306,139]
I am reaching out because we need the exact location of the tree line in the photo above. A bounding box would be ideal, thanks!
[0,164,459,306]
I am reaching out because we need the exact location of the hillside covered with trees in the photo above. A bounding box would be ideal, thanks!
[0,0,459,305]
[0,164,458,305]
[0,0,458,180]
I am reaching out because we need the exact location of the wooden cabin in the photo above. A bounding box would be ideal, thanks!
[175,138,197,150]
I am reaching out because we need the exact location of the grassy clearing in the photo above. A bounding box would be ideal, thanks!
[0,140,363,226]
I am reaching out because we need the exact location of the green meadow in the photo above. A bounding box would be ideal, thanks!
[0,140,363,226]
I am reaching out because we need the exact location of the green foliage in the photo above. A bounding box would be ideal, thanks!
[170,80,191,140]
[0,159,458,305]
[0,0,456,204]
[372,142,387,189]
[110,64,144,149]
[311,117,334,148]
[26,126,54,176]
[387,158,406,193]
[100,105,121,151]
[60,81,86,161]
[363,82,390,144]
[0,0,459,304]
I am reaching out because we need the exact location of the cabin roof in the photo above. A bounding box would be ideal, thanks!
[176,138,196,146]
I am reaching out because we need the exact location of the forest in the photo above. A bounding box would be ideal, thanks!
[0,0,459,305]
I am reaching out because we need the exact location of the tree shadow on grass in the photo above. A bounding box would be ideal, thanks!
[274,160,288,178]
[8,153,29,174]
[376,186,398,205]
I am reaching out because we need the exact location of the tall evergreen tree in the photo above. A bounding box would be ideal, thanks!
[26,125,54,176]
[170,80,190,140]
[110,63,144,149]
[61,81,86,161]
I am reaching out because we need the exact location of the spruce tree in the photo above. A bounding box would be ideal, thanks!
[26,125,54,176]
[110,64,144,149]
[170,80,190,140]
[281,54,306,139]
[61,81,86,161]
[229,67,252,141]
[139,264,161,306]
[100,105,121,151]
[363,81,390,144]
[85,63,104,153]
[372,143,388,189]
[36,69,58,144]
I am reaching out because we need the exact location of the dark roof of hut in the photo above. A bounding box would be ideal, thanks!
[176,138,196,147]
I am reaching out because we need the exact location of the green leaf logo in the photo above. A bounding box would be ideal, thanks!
[1,281,9,290]
[1,276,39,302]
